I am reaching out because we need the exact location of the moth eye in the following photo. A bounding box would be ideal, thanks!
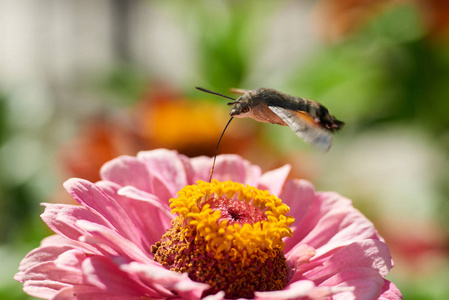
[241,106,250,113]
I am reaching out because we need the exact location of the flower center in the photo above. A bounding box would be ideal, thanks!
[151,180,294,299]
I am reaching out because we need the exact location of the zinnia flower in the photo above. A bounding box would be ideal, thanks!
[15,149,402,299]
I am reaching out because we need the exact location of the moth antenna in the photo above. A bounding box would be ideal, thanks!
[210,117,234,182]
[196,87,236,101]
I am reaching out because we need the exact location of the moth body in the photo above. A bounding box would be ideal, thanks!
[230,88,343,132]
[196,86,345,151]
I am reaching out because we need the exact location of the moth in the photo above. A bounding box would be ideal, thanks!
[196,87,344,152]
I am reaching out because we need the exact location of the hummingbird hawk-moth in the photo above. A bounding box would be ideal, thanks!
[196,87,344,152]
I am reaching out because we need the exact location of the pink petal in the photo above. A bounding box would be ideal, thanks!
[64,178,148,251]
[40,235,78,247]
[95,181,174,251]
[289,191,381,256]
[100,155,152,192]
[41,203,108,254]
[286,244,316,272]
[82,256,155,297]
[96,180,172,248]
[174,279,211,300]
[117,186,173,244]
[76,220,153,263]
[53,285,135,300]
[147,174,178,206]
[178,151,197,185]
[378,280,402,300]
[22,262,71,299]
[302,240,392,287]
[280,180,316,252]
[19,249,87,299]
[93,180,122,199]
[137,149,190,196]
[120,262,181,297]
[255,280,317,299]
[203,291,225,300]
[117,185,171,216]
[280,179,315,222]
[100,170,172,210]
[319,268,384,300]
[123,262,209,300]
[190,154,262,185]
[15,245,74,282]
[307,285,356,299]
[188,156,213,182]
[39,235,104,258]
[257,164,291,196]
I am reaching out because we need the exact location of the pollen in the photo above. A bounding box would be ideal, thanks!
[151,180,295,299]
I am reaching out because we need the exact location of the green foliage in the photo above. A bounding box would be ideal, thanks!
[286,4,449,135]
[158,0,277,93]
[97,65,149,106]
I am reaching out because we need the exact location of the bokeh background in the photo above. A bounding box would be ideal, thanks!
[1,0,449,299]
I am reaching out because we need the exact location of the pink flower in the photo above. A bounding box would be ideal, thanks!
[15,149,401,299]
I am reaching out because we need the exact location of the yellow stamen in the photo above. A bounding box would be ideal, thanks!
[169,180,294,260]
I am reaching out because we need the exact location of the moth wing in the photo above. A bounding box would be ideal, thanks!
[268,106,332,151]
[230,88,250,95]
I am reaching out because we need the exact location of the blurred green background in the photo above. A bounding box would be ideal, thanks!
[1,0,448,299]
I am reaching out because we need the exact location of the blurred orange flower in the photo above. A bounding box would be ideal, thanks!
[60,84,254,183]
[60,119,138,183]
[315,0,449,41]
[137,86,251,158]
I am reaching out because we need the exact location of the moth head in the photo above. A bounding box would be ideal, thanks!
[229,100,251,117]
[329,118,345,132]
